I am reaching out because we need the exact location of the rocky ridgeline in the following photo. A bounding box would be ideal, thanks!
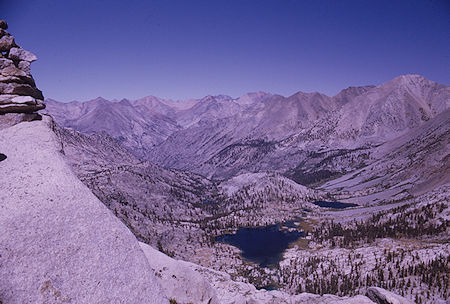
[0,20,45,115]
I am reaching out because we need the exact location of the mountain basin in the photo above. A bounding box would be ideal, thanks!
[215,223,304,268]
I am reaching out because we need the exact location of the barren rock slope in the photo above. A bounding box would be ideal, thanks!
[0,116,167,304]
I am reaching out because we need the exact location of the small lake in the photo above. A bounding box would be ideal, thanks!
[215,224,303,268]
[313,200,358,209]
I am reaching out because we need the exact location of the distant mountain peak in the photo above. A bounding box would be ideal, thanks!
[289,91,329,99]
[236,91,273,104]
[240,91,271,98]
[333,85,376,105]
[137,95,168,102]
[396,73,427,81]
[89,96,109,103]
[337,85,376,94]
[385,74,434,88]
[214,94,233,100]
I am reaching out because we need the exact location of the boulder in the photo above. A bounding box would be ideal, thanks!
[0,75,36,86]
[0,82,43,100]
[10,84,44,99]
[9,47,37,62]
[0,35,15,52]
[366,287,415,304]
[0,94,18,103]
[0,58,14,69]
[1,64,27,77]
[0,20,7,30]
[0,117,168,304]
[0,95,37,106]
[0,101,45,113]
[0,82,42,98]
[18,60,31,74]
[0,75,21,83]
[11,95,36,104]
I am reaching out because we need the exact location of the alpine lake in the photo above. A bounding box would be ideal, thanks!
[215,201,357,268]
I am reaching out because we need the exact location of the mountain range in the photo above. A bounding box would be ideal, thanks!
[45,74,449,183]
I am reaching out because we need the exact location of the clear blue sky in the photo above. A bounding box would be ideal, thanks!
[2,0,449,101]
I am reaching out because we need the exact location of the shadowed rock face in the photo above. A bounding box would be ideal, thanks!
[0,20,45,114]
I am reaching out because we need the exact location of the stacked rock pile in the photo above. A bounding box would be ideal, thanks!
[0,20,45,114]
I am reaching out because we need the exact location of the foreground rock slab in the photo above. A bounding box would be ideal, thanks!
[0,116,167,304]
[140,242,220,304]
[139,243,404,304]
